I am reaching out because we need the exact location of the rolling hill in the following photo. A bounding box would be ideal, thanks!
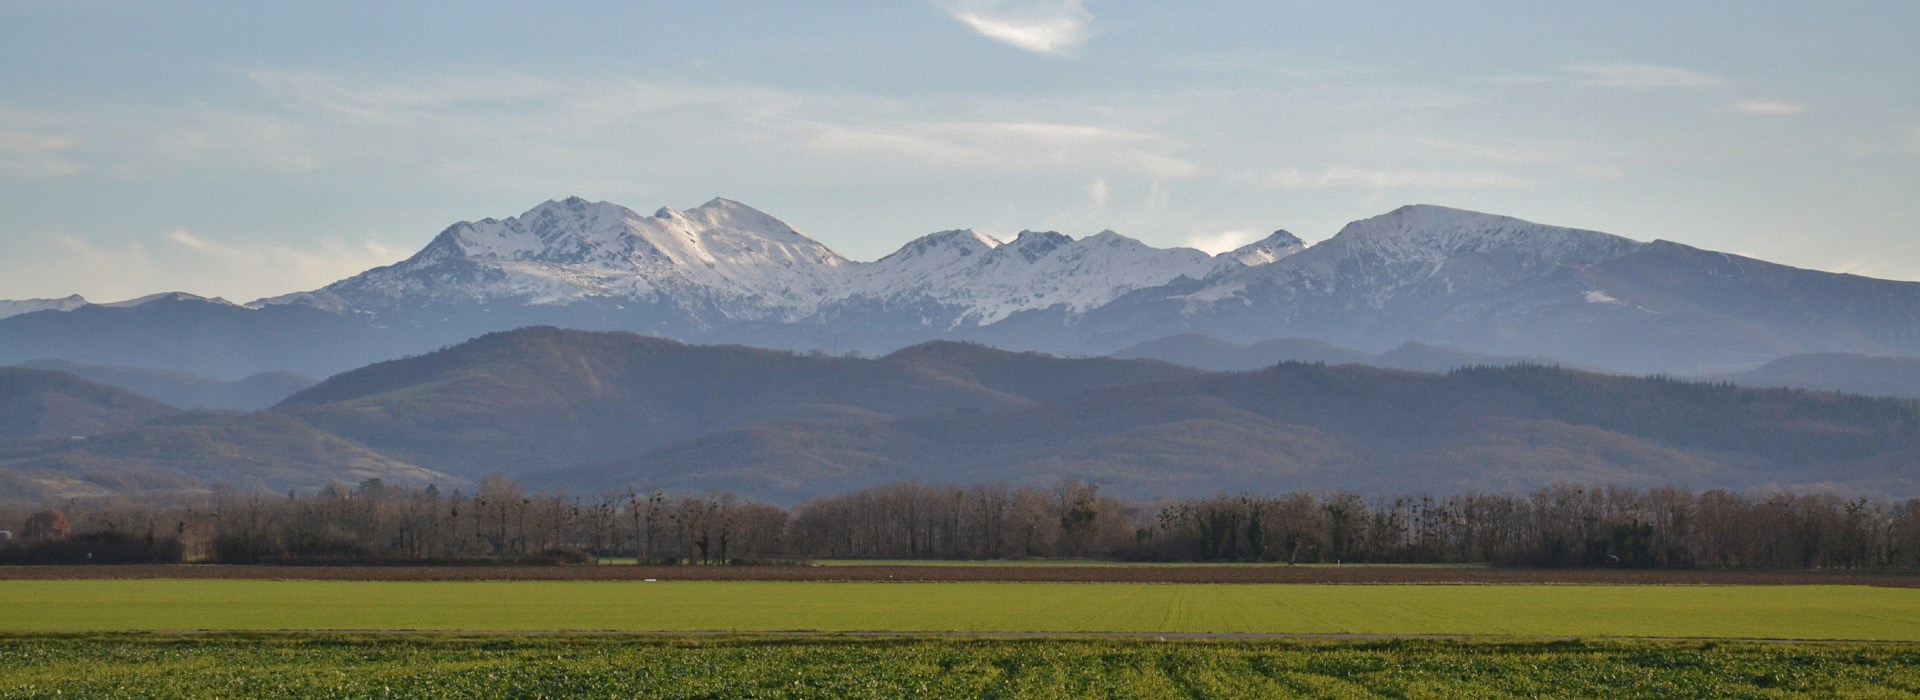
[1709,354,1920,399]
[571,363,1920,502]
[4,326,1916,503]
[14,359,317,411]
[0,367,177,441]
[0,411,452,502]
[276,327,1202,479]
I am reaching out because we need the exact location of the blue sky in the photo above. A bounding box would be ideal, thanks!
[3,1,1917,302]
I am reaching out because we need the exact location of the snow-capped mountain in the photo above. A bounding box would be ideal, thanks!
[1075,204,1920,373]
[835,228,1221,328]
[0,294,88,320]
[265,197,1234,333]
[269,197,851,322]
[1183,205,1642,308]
[8,197,1920,378]
[106,292,238,308]
[0,292,239,320]
[1217,230,1306,269]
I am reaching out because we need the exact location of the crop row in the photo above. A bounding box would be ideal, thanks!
[4,635,1919,699]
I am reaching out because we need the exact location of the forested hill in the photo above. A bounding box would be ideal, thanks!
[3,326,1917,502]
[275,327,1203,479]
[580,362,1920,501]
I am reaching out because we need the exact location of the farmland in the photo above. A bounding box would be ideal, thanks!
[7,570,1920,696]
[5,580,1920,641]
[5,634,1920,698]
[8,562,1920,586]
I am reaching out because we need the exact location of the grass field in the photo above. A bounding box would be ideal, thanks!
[5,580,1920,640]
[4,634,1919,698]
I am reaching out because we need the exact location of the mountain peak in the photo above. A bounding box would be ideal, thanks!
[1082,229,1144,246]
[1008,230,1072,262]
[0,294,91,320]
[877,229,1001,265]
[1326,204,1642,261]
[677,197,812,241]
[1221,230,1306,267]
[105,292,236,308]
[302,197,851,316]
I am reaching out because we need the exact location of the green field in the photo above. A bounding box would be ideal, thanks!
[6,580,1920,640]
[4,634,1919,699]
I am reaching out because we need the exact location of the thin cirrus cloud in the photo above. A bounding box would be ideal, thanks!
[937,0,1092,55]
[14,69,1197,186]
[1729,101,1808,115]
[1565,63,1724,89]
[0,115,84,178]
[163,228,409,302]
[1255,166,1534,190]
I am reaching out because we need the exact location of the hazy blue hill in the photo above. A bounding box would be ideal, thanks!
[1706,353,1920,399]
[0,366,178,441]
[0,296,408,379]
[1110,334,1523,374]
[1110,334,1370,371]
[1368,342,1514,373]
[15,359,317,410]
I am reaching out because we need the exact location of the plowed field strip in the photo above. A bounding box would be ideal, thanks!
[4,564,1917,586]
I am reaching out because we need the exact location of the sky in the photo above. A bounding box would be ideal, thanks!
[2,1,1917,303]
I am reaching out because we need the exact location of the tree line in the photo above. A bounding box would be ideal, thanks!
[6,478,1920,569]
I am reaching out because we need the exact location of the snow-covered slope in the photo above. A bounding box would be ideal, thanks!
[267,197,1235,330]
[105,292,237,308]
[0,294,88,319]
[1184,205,1643,307]
[278,197,851,321]
[15,198,1920,379]
[840,228,1220,327]
[1220,230,1306,268]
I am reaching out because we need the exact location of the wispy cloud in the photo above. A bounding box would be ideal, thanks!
[1086,177,1108,208]
[797,119,1198,178]
[937,0,1091,55]
[1565,63,1724,89]
[1728,100,1808,115]
[9,70,1195,186]
[164,228,409,300]
[1183,228,1263,254]
[1254,166,1533,190]
[0,128,76,154]
[8,228,411,303]
[0,114,83,178]
[1485,74,1562,86]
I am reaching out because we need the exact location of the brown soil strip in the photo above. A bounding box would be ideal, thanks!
[3,564,1917,587]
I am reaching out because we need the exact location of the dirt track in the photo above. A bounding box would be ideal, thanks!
[4,564,1919,587]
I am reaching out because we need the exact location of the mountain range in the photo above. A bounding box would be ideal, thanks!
[3,196,1918,502]
[8,196,1914,380]
[3,327,1914,503]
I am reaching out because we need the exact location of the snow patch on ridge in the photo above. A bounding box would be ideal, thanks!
[0,294,89,319]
